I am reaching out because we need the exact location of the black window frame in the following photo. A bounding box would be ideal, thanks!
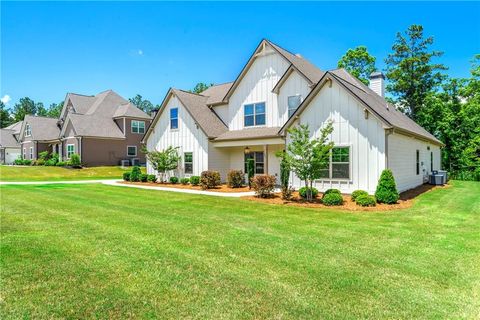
[184,152,193,174]
[416,150,420,175]
[244,151,264,174]
[244,102,266,127]
[170,108,178,130]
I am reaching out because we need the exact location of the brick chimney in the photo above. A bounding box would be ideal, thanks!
[369,72,385,97]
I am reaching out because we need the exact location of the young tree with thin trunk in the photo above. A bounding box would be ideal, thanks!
[142,146,180,182]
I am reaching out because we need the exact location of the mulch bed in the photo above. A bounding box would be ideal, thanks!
[120,181,251,193]
[242,183,451,212]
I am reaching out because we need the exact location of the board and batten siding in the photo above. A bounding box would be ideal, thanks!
[277,70,311,125]
[388,133,441,192]
[146,94,209,177]
[290,81,386,194]
[227,45,290,130]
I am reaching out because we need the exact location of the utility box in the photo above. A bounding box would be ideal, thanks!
[438,170,448,184]
[429,174,444,185]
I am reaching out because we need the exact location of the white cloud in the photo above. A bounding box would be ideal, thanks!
[1,94,11,105]
[137,49,143,56]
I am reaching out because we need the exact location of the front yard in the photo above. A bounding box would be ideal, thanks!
[0,165,144,182]
[1,181,479,318]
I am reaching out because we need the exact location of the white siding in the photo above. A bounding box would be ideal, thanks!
[388,133,441,192]
[290,81,386,194]
[146,94,209,178]
[208,142,230,181]
[277,71,311,124]
[227,45,290,130]
[211,104,229,125]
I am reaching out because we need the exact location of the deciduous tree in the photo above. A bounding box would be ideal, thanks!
[337,46,376,85]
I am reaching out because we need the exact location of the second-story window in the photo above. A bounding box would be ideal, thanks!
[25,124,32,137]
[170,108,178,129]
[288,95,302,118]
[244,102,266,127]
[131,120,145,134]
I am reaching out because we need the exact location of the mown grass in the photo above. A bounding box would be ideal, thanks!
[1,181,479,319]
[0,165,144,181]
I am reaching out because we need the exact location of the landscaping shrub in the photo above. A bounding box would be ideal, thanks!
[323,189,341,197]
[130,166,141,182]
[247,158,254,188]
[375,169,399,204]
[56,161,67,167]
[251,174,276,198]
[169,176,179,184]
[190,175,200,186]
[356,194,376,207]
[35,159,45,166]
[322,192,343,206]
[280,159,293,200]
[68,154,82,168]
[140,174,148,182]
[123,172,131,181]
[14,158,24,165]
[38,151,50,161]
[299,187,319,199]
[351,190,368,202]
[147,174,157,183]
[180,177,190,185]
[200,171,221,190]
[23,160,32,166]
[227,169,244,188]
[45,153,59,166]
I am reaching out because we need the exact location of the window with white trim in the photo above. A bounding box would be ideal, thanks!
[184,152,193,174]
[29,147,33,159]
[127,146,137,157]
[244,102,266,127]
[170,108,178,129]
[317,147,351,180]
[67,144,75,158]
[287,95,302,118]
[23,148,26,159]
[131,120,145,134]
[25,124,32,137]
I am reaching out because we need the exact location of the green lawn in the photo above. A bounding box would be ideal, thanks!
[0,165,144,181]
[1,181,479,319]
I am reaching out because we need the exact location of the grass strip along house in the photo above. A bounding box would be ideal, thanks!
[144,39,443,194]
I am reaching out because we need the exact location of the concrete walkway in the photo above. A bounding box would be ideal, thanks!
[0,179,256,198]
[102,180,256,197]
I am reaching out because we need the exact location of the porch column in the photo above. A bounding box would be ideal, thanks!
[264,144,268,174]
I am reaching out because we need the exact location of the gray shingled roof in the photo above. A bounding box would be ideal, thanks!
[266,40,325,84]
[23,115,60,141]
[172,89,228,138]
[201,82,233,105]
[5,121,23,134]
[67,114,125,139]
[66,93,96,114]
[0,129,20,148]
[329,69,442,145]
[215,127,282,141]
[113,102,152,119]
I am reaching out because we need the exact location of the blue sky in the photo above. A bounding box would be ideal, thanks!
[1,1,479,107]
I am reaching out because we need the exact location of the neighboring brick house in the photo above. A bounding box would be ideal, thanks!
[18,90,151,166]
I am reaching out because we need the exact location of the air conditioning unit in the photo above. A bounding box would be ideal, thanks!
[132,158,140,166]
[120,160,130,168]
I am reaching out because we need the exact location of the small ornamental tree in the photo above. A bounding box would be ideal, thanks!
[280,157,293,200]
[277,123,334,201]
[375,169,400,204]
[130,166,142,182]
[247,158,255,189]
[142,146,180,182]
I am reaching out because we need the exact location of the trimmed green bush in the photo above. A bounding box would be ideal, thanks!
[351,190,369,202]
[322,192,343,206]
[45,153,59,166]
[23,160,32,166]
[123,172,131,181]
[247,158,254,187]
[180,178,190,185]
[130,166,141,182]
[375,169,399,204]
[38,151,50,161]
[356,194,376,207]
[251,174,276,198]
[227,170,244,188]
[190,176,200,186]
[56,161,67,167]
[169,176,179,184]
[35,159,45,166]
[14,158,24,165]
[147,174,157,183]
[200,171,221,190]
[68,154,81,168]
[299,187,319,199]
[323,189,341,197]
[140,174,148,182]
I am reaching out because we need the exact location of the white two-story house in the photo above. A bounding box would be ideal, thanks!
[143,39,443,193]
